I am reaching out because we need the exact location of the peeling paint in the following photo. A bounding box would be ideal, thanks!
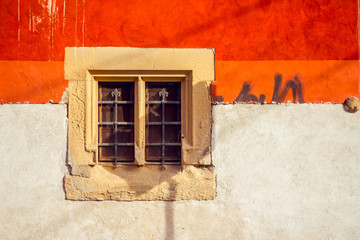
[60,87,69,104]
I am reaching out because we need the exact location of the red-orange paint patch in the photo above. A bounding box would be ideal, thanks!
[0,0,358,61]
[0,61,66,103]
[0,0,358,103]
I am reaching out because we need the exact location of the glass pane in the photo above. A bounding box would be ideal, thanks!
[165,146,181,161]
[165,125,181,143]
[99,126,115,143]
[164,104,181,122]
[146,82,181,101]
[117,105,134,122]
[146,125,162,143]
[117,126,134,143]
[146,146,162,161]
[146,104,162,122]
[117,146,134,161]
[99,146,115,162]
[99,105,114,122]
[99,82,134,101]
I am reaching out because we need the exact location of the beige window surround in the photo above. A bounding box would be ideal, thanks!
[64,47,216,201]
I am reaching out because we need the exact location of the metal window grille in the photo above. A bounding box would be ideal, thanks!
[145,82,181,166]
[98,82,135,165]
[98,82,181,166]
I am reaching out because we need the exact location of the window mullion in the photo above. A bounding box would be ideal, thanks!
[134,76,145,166]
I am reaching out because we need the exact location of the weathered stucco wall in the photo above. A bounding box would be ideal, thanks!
[1,104,360,239]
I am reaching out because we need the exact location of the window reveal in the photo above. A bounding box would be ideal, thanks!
[98,82,181,166]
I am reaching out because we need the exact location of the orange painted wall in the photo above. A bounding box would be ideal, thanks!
[0,0,359,103]
[213,61,359,103]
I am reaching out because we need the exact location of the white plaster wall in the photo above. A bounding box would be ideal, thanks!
[0,104,360,240]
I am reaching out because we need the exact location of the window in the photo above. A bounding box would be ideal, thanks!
[98,82,135,164]
[97,81,182,166]
[145,82,182,165]
[64,47,215,201]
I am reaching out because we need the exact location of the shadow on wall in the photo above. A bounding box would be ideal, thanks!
[98,166,180,239]
[172,0,277,43]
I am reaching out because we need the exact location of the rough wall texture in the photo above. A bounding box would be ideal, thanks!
[1,104,360,239]
[213,104,360,239]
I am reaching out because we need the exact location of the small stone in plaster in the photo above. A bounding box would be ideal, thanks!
[343,96,360,113]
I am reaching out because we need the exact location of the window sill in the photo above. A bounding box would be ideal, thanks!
[64,165,215,201]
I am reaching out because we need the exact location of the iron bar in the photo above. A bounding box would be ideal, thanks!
[145,122,180,125]
[111,88,121,166]
[147,100,180,104]
[159,88,168,169]
[146,143,181,146]
[99,143,134,146]
[98,122,134,126]
[99,101,133,104]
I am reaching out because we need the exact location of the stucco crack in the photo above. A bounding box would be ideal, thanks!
[71,93,85,105]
